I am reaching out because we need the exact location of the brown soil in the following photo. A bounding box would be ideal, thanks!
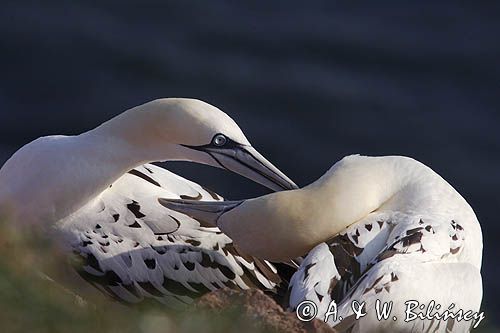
[194,288,336,333]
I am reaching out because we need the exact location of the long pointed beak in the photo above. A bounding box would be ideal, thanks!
[158,198,243,227]
[208,145,298,191]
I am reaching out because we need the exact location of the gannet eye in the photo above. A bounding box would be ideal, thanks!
[212,134,227,147]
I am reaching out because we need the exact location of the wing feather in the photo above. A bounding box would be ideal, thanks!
[58,163,282,307]
[288,212,480,332]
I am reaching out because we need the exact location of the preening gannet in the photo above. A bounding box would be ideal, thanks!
[0,98,297,307]
[162,155,484,331]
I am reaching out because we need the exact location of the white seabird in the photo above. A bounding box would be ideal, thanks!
[162,155,483,331]
[0,98,297,307]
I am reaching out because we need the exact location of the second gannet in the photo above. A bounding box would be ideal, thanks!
[161,155,483,331]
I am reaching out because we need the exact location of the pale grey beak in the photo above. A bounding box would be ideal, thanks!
[183,137,298,192]
[207,145,298,191]
[158,198,243,227]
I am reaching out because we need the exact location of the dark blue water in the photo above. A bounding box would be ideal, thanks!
[1,1,499,327]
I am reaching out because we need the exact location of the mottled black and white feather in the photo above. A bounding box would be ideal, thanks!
[58,164,282,308]
[288,210,481,332]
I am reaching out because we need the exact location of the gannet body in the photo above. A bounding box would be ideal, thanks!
[163,155,483,330]
[0,98,297,307]
[289,211,482,332]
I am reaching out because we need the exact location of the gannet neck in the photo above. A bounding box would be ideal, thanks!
[217,189,314,261]
[305,155,411,226]
[87,123,183,166]
[217,155,468,261]
[216,156,405,261]
[0,99,227,225]
[0,133,153,226]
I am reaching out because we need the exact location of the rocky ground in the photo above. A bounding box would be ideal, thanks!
[193,288,336,333]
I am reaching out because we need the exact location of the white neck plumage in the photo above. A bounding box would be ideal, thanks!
[161,155,475,262]
[0,112,182,227]
[219,155,409,260]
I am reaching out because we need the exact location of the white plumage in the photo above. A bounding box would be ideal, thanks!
[0,98,297,307]
[288,156,484,332]
[163,155,484,331]
[289,212,482,332]
[61,164,281,307]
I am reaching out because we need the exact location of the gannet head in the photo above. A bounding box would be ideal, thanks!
[159,189,314,261]
[104,98,297,191]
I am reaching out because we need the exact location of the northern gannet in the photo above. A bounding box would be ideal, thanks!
[162,155,483,331]
[0,98,297,307]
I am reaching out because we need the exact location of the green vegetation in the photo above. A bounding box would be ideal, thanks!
[0,220,271,333]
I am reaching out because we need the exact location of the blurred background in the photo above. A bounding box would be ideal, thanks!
[0,1,499,331]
